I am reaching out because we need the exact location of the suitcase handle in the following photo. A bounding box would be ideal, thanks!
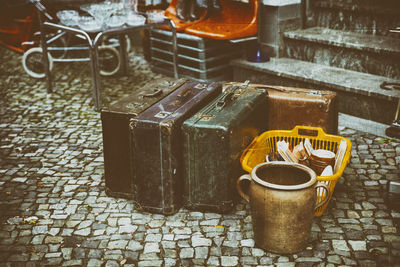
[216,92,234,110]
[224,82,331,96]
[265,86,324,96]
[292,125,327,138]
[142,89,162,98]
[177,87,192,99]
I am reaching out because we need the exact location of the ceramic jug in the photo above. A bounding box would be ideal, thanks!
[237,162,330,254]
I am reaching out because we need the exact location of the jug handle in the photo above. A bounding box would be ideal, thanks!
[237,174,251,202]
[315,183,331,211]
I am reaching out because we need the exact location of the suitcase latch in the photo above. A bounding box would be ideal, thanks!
[216,91,235,111]
[223,80,250,95]
[154,111,172,119]
[307,90,323,96]
[194,83,208,90]
[199,114,215,121]
[126,102,144,110]
[140,88,163,98]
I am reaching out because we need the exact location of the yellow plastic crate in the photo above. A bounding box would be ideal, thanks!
[240,126,352,216]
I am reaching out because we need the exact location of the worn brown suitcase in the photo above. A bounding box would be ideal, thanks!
[182,82,268,213]
[130,81,222,214]
[225,83,338,134]
[101,78,187,199]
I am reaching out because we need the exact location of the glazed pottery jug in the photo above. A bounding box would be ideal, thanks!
[237,162,330,254]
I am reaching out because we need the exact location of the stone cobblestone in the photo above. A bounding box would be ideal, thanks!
[1,46,400,266]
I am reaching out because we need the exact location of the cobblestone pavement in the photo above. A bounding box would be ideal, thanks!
[1,45,400,267]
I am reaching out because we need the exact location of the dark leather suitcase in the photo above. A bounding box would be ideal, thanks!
[225,83,338,134]
[101,78,187,199]
[130,81,222,214]
[182,82,268,213]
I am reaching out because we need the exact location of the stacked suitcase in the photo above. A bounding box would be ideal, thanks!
[101,79,338,215]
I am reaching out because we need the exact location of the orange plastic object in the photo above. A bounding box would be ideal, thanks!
[163,0,207,31]
[184,0,258,40]
[0,16,33,54]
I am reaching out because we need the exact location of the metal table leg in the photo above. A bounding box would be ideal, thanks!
[40,19,177,111]
[38,11,53,93]
[169,20,178,79]
[89,45,102,111]
[118,34,129,75]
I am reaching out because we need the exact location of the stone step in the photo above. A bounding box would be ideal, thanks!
[307,0,400,36]
[338,113,390,139]
[231,57,400,125]
[283,27,400,79]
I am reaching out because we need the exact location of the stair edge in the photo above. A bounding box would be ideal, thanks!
[283,27,400,55]
[231,57,400,101]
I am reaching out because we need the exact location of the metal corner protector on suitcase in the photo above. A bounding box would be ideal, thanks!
[182,82,269,213]
[100,78,187,199]
[130,81,222,215]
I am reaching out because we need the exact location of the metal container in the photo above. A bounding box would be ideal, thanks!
[149,29,240,82]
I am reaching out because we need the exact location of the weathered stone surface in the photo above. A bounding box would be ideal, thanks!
[143,243,160,254]
[75,228,91,236]
[192,236,212,247]
[349,240,367,251]
[195,246,209,259]
[44,236,64,244]
[240,239,255,247]
[332,240,350,251]
[144,233,162,243]
[179,248,194,259]
[127,240,143,251]
[87,259,104,267]
[108,240,128,250]
[221,256,239,266]
[33,225,48,235]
